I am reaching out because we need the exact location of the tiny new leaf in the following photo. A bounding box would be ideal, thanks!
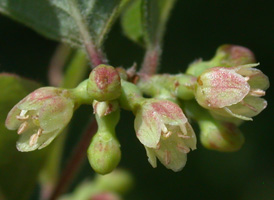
[121,0,176,47]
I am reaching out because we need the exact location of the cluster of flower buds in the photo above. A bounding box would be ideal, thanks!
[186,45,269,151]
[5,44,269,174]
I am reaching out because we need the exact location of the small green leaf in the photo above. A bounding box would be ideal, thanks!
[0,73,47,200]
[0,0,128,47]
[121,0,176,47]
[121,0,144,45]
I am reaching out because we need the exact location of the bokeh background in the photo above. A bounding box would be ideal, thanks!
[0,0,273,199]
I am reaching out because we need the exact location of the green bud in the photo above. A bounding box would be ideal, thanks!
[119,79,143,112]
[95,169,134,194]
[87,109,121,175]
[183,100,245,152]
[90,193,120,200]
[174,74,196,100]
[199,120,245,152]
[186,44,256,76]
[87,64,121,101]
[58,169,133,200]
[212,44,256,67]
[186,59,212,78]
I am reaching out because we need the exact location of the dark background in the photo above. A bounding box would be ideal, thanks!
[0,0,273,199]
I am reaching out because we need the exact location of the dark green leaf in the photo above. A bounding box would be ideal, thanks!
[0,73,47,200]
[0,0,128,47]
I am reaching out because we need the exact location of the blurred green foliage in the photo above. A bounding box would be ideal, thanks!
[0,0,273,199]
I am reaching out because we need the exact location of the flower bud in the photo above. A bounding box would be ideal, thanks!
[95,169,133,194]
[115,67,128,80]
[194,64,269,121]
[5,87,75,151]
[118,79,143,112]
[87,110,121,175]
[91,193,120,200]
[134,99,196,172]
[186,44,256,76]
[93,100,119,117]
[88,64,121,101]
[174,74,196,100]
[213,44,256,67]
[199,120,245,152]
[58,169,132,200]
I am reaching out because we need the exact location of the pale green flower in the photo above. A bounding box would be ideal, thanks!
[134,99,196,172]
[6,87,74,151]
[195,63,269,121]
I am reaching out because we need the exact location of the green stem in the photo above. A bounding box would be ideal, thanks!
[137,73,196,100]
[41,49,91,200]
[48,119,98,200]
[140,0,177,75]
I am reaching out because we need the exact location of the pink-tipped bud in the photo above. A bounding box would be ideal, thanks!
[88,64,121,101]
[215,44,256,67]
[187,44,256,76]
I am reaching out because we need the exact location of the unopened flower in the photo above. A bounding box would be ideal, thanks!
[134,99,196,172]
[5,87,74,151]
[91,193,120,200]
[186,44,256,76]
[88,109,121,175]
[214,44,256,67]
[199,120,245,152]
[88,64,121,101]
[195,63,269,120]
[93,100,119,117]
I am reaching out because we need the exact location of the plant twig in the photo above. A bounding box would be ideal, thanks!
[140,45,162,75]
[48,119,98,200]
[48,44,71,86]
[69,0,106,67]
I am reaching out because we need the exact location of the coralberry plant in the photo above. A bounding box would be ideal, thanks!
[0,1,270,200]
